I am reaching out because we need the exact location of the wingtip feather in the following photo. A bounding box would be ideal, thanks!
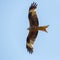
[26,44,33,54]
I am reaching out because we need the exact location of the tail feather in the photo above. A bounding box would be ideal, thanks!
[36,25,49,32]
[27,25,49,32]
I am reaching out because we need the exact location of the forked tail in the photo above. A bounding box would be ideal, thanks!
[36,25,49,32]
[27,25,49,32]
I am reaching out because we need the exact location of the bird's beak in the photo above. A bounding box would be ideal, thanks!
[27,28,30,30]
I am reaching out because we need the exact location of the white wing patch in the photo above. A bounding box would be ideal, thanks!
[26,39,34,49]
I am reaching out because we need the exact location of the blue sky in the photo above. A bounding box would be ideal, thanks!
[0,0,60,60]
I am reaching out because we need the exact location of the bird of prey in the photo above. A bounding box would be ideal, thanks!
[26,2,49,54]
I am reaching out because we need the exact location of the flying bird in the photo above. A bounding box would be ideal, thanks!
[26,2,49,54]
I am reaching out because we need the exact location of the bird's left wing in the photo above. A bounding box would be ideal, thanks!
[26,30,38,54]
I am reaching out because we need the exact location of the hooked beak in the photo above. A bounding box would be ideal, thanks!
[27,28,30,30]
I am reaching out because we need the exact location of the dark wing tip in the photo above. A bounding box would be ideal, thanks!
[26,45,33,54]
[29,2,37,10]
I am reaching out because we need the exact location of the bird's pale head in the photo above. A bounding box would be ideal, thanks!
[29,2,37,12]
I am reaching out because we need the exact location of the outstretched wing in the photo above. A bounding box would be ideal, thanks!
[26,30,38,53]
[26,2,39,54]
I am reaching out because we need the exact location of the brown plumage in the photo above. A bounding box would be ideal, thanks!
[26,2,49,54]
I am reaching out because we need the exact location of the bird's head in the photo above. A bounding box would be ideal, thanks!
[29,2,37,12]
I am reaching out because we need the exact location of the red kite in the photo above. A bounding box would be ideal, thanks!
[26,2,49,54]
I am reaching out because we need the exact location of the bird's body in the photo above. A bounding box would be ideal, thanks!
[26,2,49,54]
